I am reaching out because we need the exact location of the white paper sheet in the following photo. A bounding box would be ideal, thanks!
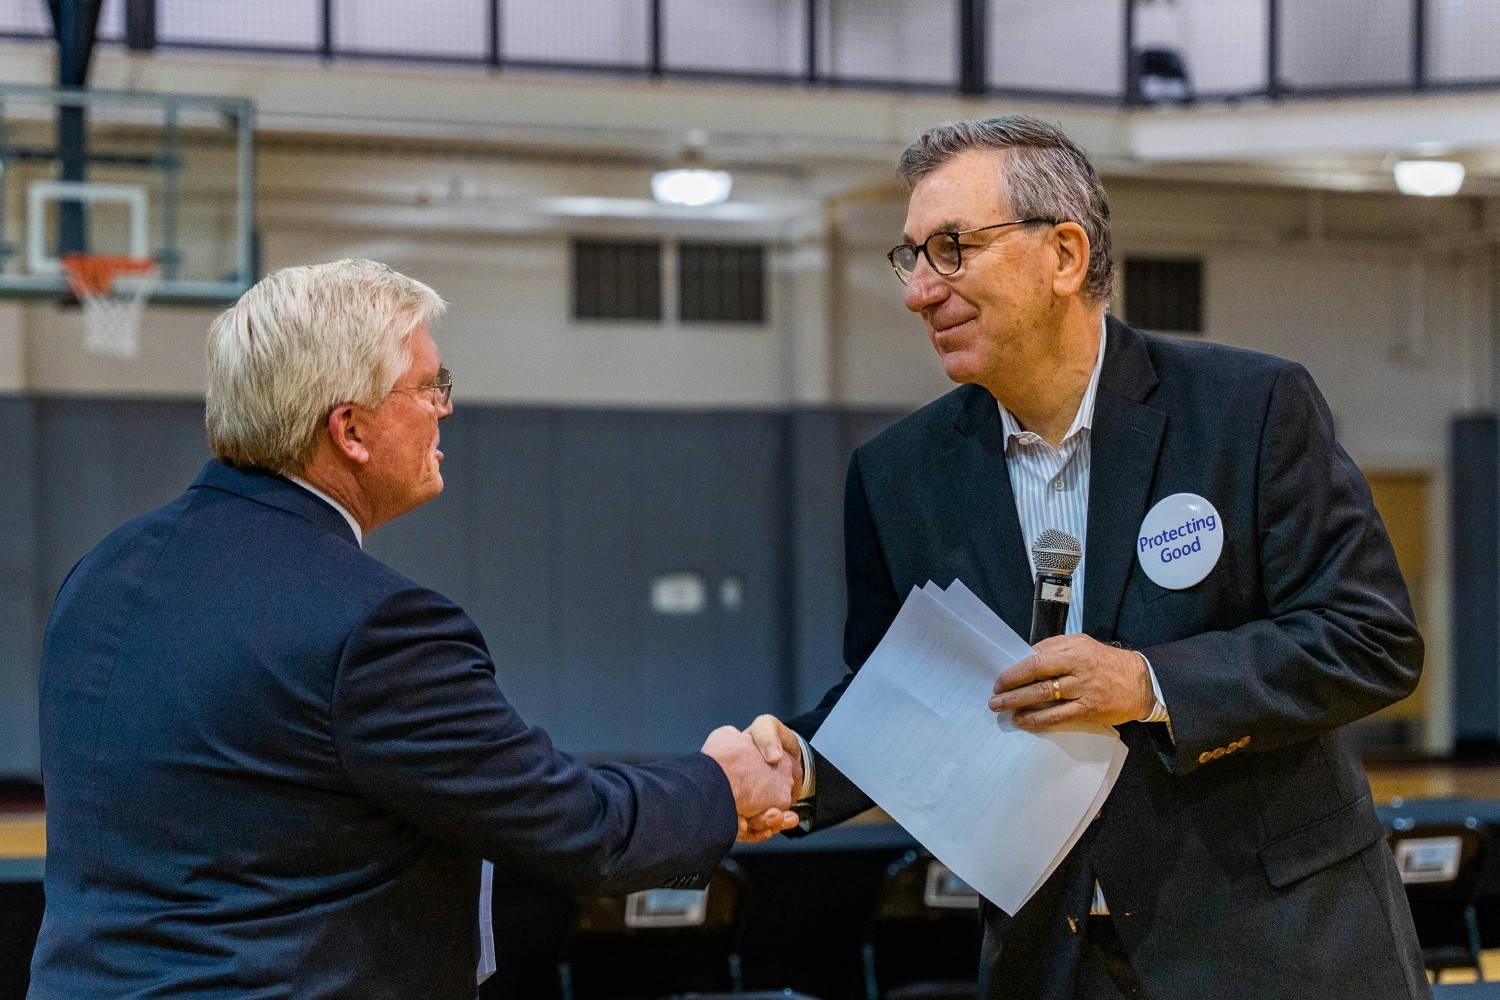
[812,583,1126,914]
[924,580,1127,895]
[476,859,495,984]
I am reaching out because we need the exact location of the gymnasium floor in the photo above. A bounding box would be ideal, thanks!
[0,814,40,868]
[1368,761,1500,802]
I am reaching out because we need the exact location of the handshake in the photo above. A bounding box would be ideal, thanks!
[701,715,805,844]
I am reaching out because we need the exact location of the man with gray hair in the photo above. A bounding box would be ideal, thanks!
[751,117,1427,998]
[29,258,798,999]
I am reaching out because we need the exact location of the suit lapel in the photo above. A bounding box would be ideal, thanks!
[1083,318,1166,639]
[945,385,1034,639]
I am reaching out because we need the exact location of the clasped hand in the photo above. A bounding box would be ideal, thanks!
[988,634,1153,729]
[701,716,803,843]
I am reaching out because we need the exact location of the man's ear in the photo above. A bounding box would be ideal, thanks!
[1051,221,1091,299]
[327,403,372,465]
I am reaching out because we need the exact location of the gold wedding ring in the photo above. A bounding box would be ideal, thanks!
[1051,678,1062,701]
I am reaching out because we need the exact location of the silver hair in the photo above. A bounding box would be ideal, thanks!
[896,116,1114,304]
[205,258,447,473]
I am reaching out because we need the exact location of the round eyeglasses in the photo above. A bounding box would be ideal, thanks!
[887,218,1053,284]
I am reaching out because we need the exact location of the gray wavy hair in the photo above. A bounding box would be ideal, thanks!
[896,116,1114,304]
[205,258,447,473]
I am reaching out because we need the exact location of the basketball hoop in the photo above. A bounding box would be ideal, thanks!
[59,253,161,358]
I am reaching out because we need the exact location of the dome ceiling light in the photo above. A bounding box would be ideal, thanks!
[652,133,732,207]
[1393,160,1465,197]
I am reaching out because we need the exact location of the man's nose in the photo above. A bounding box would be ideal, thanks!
[903,259,947,313]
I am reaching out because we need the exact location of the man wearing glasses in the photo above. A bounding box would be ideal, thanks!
[29,259,799,999]
[751,118,1427,998]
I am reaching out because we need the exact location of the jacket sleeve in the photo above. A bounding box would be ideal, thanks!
[1142,363,1423,774]
[785,447,896,829]
[330,587,738,893]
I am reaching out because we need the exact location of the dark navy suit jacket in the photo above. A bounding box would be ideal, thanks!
[28,461,737,999]
[791,318,1430,999]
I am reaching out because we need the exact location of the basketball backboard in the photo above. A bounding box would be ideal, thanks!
[0,84,255,305]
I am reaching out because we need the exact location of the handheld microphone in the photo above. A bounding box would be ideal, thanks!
[1030,529,1082,645]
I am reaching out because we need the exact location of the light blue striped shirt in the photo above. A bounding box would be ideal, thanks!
[996,318,1168,725]
[999,331,1101,639]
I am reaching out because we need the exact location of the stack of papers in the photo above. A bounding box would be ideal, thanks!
[811,580,1127,915]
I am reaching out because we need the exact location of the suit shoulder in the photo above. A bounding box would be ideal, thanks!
[1146,334,1302,386]
[1140,332,1308,399]
[86,482,451,616]
[63,487,206,584]
[284,518,455,615]
[203,490,476,648]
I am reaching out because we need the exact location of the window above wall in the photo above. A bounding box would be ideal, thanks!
[1123,257,1203,336]
[571,239,766,326]
[679,243,764,324]
[573,240,663,322]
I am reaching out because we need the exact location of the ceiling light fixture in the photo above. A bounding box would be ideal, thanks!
[1393,160,1465,197]
[652,135,732,207]
[652,167,733,207]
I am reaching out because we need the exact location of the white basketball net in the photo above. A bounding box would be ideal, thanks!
[60,256,161,359]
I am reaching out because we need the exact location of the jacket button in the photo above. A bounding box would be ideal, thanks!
[1198,751,1212,764]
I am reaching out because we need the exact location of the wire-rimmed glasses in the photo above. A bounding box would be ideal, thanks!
[392,366,453,407]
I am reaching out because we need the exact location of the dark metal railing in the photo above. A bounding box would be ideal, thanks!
[1,0,1497,106]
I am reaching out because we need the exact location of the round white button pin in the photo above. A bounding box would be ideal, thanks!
[1137,493,1223,590]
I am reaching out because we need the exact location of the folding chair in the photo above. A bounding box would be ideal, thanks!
[860,850,981,1000]
[558,860,750,1000]
[1388,819,1492,982]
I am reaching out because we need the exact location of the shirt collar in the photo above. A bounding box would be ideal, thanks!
[286,474,363,547]
[999,315,1108,447]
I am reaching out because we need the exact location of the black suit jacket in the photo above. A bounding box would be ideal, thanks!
[29,461,737,1000]
[792,318,1429,999]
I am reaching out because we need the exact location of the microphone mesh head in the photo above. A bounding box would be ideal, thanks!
[1033,529,1082,576]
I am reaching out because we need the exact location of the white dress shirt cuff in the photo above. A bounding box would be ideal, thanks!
[1139,653,1171,727]
[792,731,816,802]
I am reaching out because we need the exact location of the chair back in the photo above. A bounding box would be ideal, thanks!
[1388,819,1492,979]
[863,851,980,1000]
[870,850,980,921]
[560,860,750,1000]
[1390,820,1490,910]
